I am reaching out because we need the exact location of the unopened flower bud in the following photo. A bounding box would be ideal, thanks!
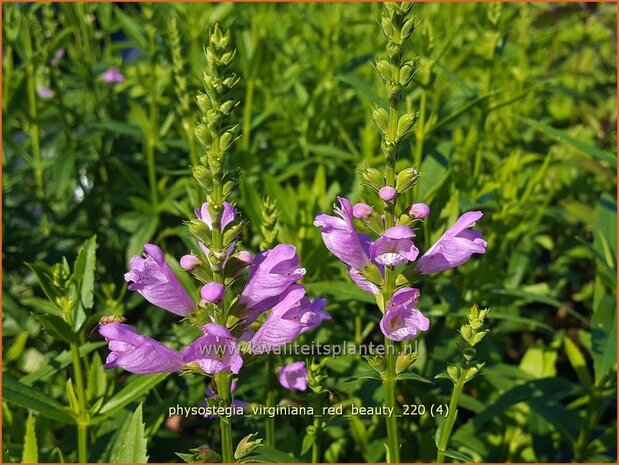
[395,167,419,193]
[379,186,397,201]
[236,250,252,265]
[359,167,383,190]
[371,105,389,134]
[409,203,430,219]
[200,282,225,303]
[194,123,210,146]
[196,93,211,114]
[180,255,201,271]
[352,203,373,220]
[397,113,416,138]
[375,59,391,81]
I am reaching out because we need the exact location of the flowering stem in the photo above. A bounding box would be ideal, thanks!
[311,414,322,463]
[26,61,49,236]
[436,372,466,463]
[265,356,276,448]
[70,343,89,463]
[215,371,234,463]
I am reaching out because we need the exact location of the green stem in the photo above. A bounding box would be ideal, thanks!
[26,63,49,236]
[242,79,254,152]
[215,371,234,463]
[436,372,466,463]
[383,337,400,463]
[3,44,12,113]
[414,88,426,170]
[70,343,88,463]
[311,414,322,463]
[147,27,159,209]
[574,379,606,462]
[265,356,276,448]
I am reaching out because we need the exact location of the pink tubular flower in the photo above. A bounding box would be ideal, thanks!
[352,203,373,220]
[416,211,487,274]
[99,323,183,374]
[124,244,195,317]
[239,244,306,322]
[380,288,429,341]
[200,282,225,303]
[248,285,329,354]
[314,196,371,270]
[409,203,430,219]
[348,267,381,295]
[371,225,419,266]
[195,201,237,231]
[182,323,243,375]
[101,67,125,83]
[379,186,397,201]
[278,361,308,391]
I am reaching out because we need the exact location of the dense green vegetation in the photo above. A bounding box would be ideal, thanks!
[2,2,616,463]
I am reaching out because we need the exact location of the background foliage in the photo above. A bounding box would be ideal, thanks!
[2,2,617,463]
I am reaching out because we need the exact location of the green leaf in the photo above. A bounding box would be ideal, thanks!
[22,412,38,463]
[94,373,169,423]
[591,293,617,384]
[305,281,375,304]
[115,8,147,49]
[72,235,97,331]
[36,314,77,344]
[20,342,106,386]
[25,262,61,308]
[110,403,149,463]
[443,449,475,462]
[397,372,432,383]
[518,116,617,168]
[238,446,300,463]
[563,336,592,389]
[3,376,75,424]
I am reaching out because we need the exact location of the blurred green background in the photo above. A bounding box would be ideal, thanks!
[2,2,617,463]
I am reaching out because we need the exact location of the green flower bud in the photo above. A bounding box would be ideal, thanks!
[395,167,419,193]
[359,166,384,190]
[234,433,263,460]
[187,219,212,245]
[223,222,244,246]
[387,42,402,63]
[375,59,391,82]
[401,17,416,40]
[397,112,416,138]
[196,93,211,114]
[396,351,418,374]
[380,17,395,40]
[400,59,417,86]
[447,364,460,383]
[220,99,237,115]
[371,105,389,134]
[194,123,211,147]
[193,165,213,191]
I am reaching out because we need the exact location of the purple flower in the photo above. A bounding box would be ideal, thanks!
[195,201,237,231]
[51,49,65,67]
[249,286,329,354]
[201,282,225,303]
[409,203,430,219]
[37,86,54,99]
[380,288,430,341]
[278,361,308,391]
[182,323,243,375]
[416,211,487,274]
[379,186,397,201]
[370,225,419,266]
[180,254,200,271]
[352,203,373,220]
[239,244,306,322]
[314,197,371,270]
[348,267,380,295]
[101,67,125,83]
[124,243,195,317]
[99,323,183,374]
